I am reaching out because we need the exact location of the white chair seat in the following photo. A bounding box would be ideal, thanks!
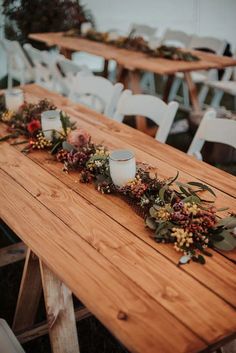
[0,319,25,353]
[72,52,105,73]
[206,80,236,95]
[176,71,208,83]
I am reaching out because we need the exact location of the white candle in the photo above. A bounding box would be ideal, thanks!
[5,89,24,111]
[41,110,62,140]
[81,22,92,35]
[109,150,136,187]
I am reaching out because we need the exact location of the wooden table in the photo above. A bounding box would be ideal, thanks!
[29,32,236,115]
[0,84,236,353]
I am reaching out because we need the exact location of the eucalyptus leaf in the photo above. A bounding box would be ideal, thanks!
[62,141,75,152]
[145,217,157,230]
[187,181,216,197]
[182,195,201,204]
[149,207,157,218]
[213,231,236,251]
[159,185,167,201]
[166,171,179,186]
[217,216,236,229]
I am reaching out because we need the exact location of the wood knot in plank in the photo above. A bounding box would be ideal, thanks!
[117,310,128,321]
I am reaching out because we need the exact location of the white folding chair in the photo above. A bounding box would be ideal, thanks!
[114,90,179,143]
[205,52,236,110]
[69,73,124,117]
[24,43,62,91]
[169,35,227,108]
[127,23,158,95]
[161,28,192,48]
[1,39,34,89]
[0,319,25,353]
[187,109,236,160]
[128,23,157,41]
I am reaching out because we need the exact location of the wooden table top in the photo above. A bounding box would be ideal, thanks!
[0,84,236,353]
[29,32,236,74]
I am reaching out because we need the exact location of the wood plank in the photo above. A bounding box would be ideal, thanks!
[0,242,26,267]
[0,168,206,353]
[29,32,236,75]
[1,124,235,309]
[1,144,236,348]
[11,84,236,199]
[39,261,80,353]
[13,249,42,332]
[16,307,91,344]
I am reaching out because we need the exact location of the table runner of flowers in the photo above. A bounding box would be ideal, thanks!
[0,98,235,265]
[64,28,199,62]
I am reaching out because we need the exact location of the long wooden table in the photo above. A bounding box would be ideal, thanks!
[0,84,236,353]
[29,32,236,115]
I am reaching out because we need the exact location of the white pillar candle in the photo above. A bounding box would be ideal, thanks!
[5,89,24,111]
[41,110,62,141]
[81,22,92,35]
[109,150,136,187]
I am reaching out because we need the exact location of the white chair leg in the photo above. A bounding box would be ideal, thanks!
[168,76,181,101]
[198,85,209,107]
[211,89,224,108]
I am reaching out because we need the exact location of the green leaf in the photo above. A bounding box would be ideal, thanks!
[159,185,168,201]
[217,216,236,229]
[179,186,191,197]
[197,255,206,264]
[182,195,201,204]
[149,207,157,218]
[187,181,216,197]
[213,230,236,251]
[166,171,179,186]
[145,217,157,231]
[62,141,74,152]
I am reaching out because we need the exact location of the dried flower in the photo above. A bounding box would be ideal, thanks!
[27,119,41,134]
[67,128,91,148]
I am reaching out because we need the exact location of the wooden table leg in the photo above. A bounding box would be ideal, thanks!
[102,59,109,78]
[184,72,201,112]
[60,47,72,60]
[40,260,80,353]
[129,70,148,132]
[13,249,42,332]
[163,74,175,103]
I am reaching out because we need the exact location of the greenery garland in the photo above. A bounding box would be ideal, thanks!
[0,98,235,265]
[64,28,199,62]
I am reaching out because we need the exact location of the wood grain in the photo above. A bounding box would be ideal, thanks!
[16,307,91,344]
[0,242,27,267]
[0,144,236,348]
[40,261,80,353]
[13,249,42,332]
[29,32,236,75]
[0,168,206,353]
[11,84,236,199]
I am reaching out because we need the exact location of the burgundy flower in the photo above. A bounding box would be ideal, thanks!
[27,119,41,134]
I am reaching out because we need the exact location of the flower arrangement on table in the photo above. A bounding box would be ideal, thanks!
[64,28,199,62]
[0,95,235,265]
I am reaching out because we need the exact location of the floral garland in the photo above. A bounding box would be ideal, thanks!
[64,28,199,62]
[0,98,235,265]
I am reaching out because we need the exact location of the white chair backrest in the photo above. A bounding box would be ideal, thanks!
[114,90,179,143]
[57,59,91,77]
[189,35,227,55]
[161,29,192,48]
[3,39,33,72]
[188,110,236,159]
[129,23,157,41]
[69,73,124,117]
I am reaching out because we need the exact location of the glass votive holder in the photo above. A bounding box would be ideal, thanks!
[109,150,136,187]
[41,110,62,140]
[5,89,24,111]
[81,22,92,35]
